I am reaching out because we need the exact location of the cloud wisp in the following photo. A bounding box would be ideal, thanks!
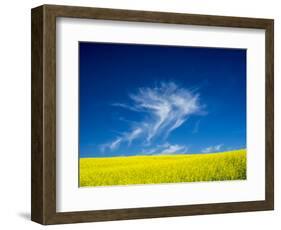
[192,120,201,134]
[159,143,188,155]
[141,142,188,155]
[201,144,223,153]
[101,82,204,153]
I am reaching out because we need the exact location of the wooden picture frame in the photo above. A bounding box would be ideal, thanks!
[31,4,274,225]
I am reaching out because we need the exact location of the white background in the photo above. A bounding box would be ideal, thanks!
[0,0,279,229]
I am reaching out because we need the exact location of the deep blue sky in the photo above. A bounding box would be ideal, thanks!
[79,42,246,158]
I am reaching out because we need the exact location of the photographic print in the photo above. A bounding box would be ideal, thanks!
[79,42,246,187]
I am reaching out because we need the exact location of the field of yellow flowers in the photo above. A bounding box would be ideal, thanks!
[80,149,246,187]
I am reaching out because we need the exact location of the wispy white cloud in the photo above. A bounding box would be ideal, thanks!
[127,127,142,145]
[101,137,122,152]
[192,120,201,134]
[112,103,140,112]
[160,143,188,154]
[201,144,223,153]
[100,128,141,152]
[141,142,188,155]
[101,82,204,152]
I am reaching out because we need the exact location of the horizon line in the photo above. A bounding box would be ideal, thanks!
[79,148,247,159]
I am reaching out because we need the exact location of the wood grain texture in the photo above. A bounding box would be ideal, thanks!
[31,4,274,225]
[265,20,274,209]
[31,6,44,224]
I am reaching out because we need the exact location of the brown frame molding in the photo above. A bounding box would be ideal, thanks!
[31,4,274,225]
